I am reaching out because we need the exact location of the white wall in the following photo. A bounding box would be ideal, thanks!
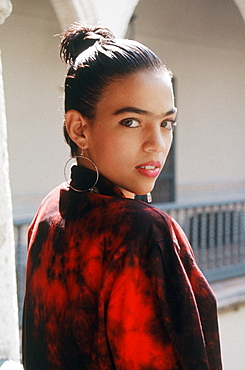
[218,305,245,370]
[134,0,245,203]
[0,0,69,217]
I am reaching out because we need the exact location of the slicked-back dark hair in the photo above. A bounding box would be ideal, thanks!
[60,23,172,156]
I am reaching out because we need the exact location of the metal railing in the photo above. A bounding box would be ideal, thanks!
[157,199,245,282]
[14,199,245,325]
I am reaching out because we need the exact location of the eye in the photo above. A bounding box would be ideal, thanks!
[161,120,177,130]
[119,118,140,128]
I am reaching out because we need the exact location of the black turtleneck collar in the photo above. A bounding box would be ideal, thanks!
[69,165,125,198]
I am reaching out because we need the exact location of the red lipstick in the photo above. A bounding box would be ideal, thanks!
[136,161,161,178]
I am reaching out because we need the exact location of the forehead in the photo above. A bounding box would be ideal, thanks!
[96,70,174,116]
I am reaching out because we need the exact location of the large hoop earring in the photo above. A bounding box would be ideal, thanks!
[64,153,99,193]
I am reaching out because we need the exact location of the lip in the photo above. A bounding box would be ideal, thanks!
[136,161,161,178]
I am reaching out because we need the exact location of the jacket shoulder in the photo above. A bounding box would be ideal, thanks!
[106,197,173,244]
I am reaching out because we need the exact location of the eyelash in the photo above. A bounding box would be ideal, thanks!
[119,118,140,128]
[119,118,177,130]
[161,120,177,130]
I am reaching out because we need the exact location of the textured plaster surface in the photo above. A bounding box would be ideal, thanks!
[0,50,20,362]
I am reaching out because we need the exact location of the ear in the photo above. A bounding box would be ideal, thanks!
[65,110,89,150]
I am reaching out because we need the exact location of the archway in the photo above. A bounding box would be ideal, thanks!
[49,0,139,37]
[50,0,245,37]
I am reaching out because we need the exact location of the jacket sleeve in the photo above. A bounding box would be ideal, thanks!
[105,215,222,370]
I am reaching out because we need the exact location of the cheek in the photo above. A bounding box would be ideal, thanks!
[89,131,125,161]
[96,126,134,152]
[167,133,173,149]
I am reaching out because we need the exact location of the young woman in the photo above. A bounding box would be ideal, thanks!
[22,24,222,369]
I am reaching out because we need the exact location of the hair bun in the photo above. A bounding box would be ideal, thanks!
[60,23,115,65]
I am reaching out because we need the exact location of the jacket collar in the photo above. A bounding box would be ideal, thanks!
[70,165,125,198]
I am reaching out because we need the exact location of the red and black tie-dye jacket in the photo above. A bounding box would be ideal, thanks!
[22,166,222,370]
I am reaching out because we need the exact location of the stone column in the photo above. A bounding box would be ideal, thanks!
[50,0,140,37]
[0,0,23,368]
[233,0,245,22]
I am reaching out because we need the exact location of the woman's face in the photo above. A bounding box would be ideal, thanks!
[84,70,177,198]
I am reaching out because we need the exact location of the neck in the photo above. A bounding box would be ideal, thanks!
[117,186,135,199]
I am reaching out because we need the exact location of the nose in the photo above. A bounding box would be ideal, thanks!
[142,126,172,153]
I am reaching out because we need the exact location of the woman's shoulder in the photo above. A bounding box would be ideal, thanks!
[95,193,167,220]
[103,196,173,242]
[116,198,193,255]
[31,186,174,241]
[124,198,171,224]
[29,183,67,225]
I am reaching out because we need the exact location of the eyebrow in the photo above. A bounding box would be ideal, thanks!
[113,106,177,118]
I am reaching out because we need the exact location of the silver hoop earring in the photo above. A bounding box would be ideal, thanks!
[64,153,99,193]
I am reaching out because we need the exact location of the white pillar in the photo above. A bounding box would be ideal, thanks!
[0,0,23,368]
[233,0,245,22]
[50,0,140,37]
[0,0,11,24]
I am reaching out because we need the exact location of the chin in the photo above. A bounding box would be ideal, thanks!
[124,179,156,197]
[134,184,155,196]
